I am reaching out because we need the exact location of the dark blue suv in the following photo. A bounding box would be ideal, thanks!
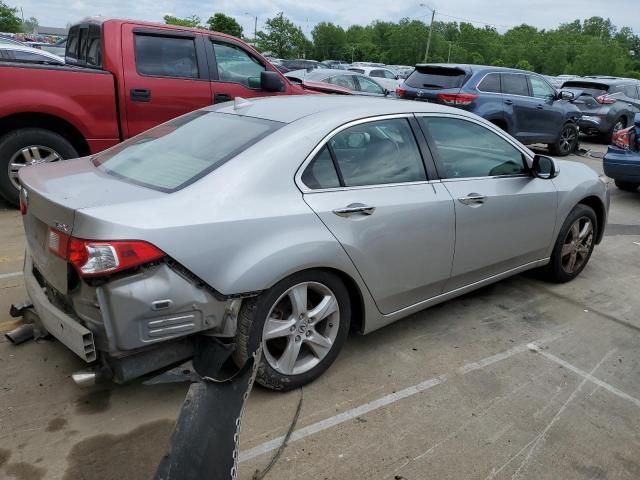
[397,64,582,156]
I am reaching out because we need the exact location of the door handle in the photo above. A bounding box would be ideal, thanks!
[130,88,151,102]
[214,93,232,104]
[536,104,544,109]
[457,194,486,206]
[333,203,376,217]
[504,99,513,105]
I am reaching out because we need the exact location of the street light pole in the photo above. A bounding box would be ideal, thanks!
[423,7,435,63]
[244,12,257,42]
[447,41,453,62]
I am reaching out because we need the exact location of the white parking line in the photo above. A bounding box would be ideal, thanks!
[0,271,22,280]
[239,334,561,463]
[527,344,640,409]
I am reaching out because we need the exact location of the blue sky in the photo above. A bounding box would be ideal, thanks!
[16,0,640,36]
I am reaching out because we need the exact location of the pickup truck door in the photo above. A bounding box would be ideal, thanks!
[121,25,212,138]
[205,36,292,104]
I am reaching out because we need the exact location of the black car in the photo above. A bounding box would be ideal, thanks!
[397,64,582,156]
[561,77,640,142]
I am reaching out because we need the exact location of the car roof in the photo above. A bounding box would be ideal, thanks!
[0,44,64,62]
[414,63,535,75]
[349,66,393,72]
[563,77,639,86]
[306,68,369,79]
[209,95,472,124]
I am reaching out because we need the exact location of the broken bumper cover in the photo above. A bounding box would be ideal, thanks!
[24,251,241,370]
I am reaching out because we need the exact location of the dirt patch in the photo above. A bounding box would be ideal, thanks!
[5,462,46,480]
[46,417,68,432]
[75,389,112,414]
[62,419,174,480]
[0,448,11,468]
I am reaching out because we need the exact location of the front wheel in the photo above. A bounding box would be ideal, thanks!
[542,204,597,283]
[0,128,78,206]
[548,123,578,157]
[232,270,351,391]
[614,180,639,192]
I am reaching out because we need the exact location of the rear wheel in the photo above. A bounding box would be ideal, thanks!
[542,204,597,283]
[607,117,627,143]
[232,270,351,391]
[548,123,578,156]
[0,128,78,206]
[614,180,639,192]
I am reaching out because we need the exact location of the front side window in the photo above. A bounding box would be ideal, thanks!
[328,118,426,187]
[327,75,357,90]
[213,41,265,88]
[357,76,384,94]
[419,117,527,179]
[93,112,282,192]
[501,73,529,96]
[529,76,556,99]
[370,70,384,78]
[135,34,198,79]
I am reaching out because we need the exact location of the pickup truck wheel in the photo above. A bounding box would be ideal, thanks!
[232,270,351,391]
[548,123,578,157]
[0,129,78,206]
[614,180,639,192]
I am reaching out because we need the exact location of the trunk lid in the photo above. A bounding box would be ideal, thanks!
[20,158,163,294]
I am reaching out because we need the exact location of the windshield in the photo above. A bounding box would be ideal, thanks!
[405,66,468,89]
[93,111,283,192]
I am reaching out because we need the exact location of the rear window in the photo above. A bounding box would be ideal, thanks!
[405,66,467,90]
[349,68,365,74]
[66,23,102,68]
[561,81,610,97]
[93,112,283,192]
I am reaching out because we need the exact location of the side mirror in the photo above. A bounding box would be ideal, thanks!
[532,155,560,179]
[261,71,285,92]
[635,113,640,127]
[558,90,575,101]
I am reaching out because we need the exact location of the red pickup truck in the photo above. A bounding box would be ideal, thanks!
[0,18,346,205]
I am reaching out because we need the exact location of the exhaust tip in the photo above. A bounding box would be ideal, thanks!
[72,370,97,388]
[5,323,34,345]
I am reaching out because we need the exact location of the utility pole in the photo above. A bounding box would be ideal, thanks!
[447,41,452,62]
[420,4,436,63]
[253,16,257,42]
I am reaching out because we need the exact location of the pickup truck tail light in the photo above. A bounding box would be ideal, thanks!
[437,93,478,106]
[396,87,407,97]
[596,94,616,105]
[48,228,165,277]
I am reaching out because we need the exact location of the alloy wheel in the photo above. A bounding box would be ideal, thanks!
[613,119,626,134]
[9,146,62,190]
[559,126,577,154]
[262,282,340,376]
[560,216,594,274]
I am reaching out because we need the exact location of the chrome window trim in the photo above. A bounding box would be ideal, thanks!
[295,113,432,193]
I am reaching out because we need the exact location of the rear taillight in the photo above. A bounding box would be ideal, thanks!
[612,126,634,149]
[596,94,616,105]
[396,87,407,97]
[437,93,478,106]
[48,228,165,277]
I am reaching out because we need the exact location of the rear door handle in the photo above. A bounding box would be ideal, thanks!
[504,99,513,105]
[333,203,376,217]
[458,194,486,206]
[537,104,544,109]
[214,93,232,104]
[130,88,151,102]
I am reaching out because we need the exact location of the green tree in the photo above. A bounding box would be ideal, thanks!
[207,13,242,38]
[515,59,534,71]
[0,2,21,33]
[163,14,202,28]
[22,16,38,34]
[311,22,346,60]
[255,12,308,58]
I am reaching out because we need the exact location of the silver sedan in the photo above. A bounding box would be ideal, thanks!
[18,96,609,390]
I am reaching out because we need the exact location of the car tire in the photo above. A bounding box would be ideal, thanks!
[614,180,639,192]
[0,128,78,206]
[607,116,627,143]
[232,270,351,391]
[548,122,578,157]
[542,204,597,283]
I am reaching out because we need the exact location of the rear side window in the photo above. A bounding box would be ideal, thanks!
[301,146,340,189]
[328,118,426,187]
[501,74,529,96]
[405,66,467,89]
[370,70,384,78]
[477,73,500,93]
[212,41,266,88]
[135,34,198,79]
[93,112,283,192]
[349,68,365,74]
[327,75,357,90]
[623,85,639,99]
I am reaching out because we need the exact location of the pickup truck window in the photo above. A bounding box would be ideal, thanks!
[135,34,199,79]
[212,41,265,88]
[93,111,283,192]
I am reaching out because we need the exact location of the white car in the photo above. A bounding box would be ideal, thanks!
[348,65,402,91]
[0,44,64,65]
